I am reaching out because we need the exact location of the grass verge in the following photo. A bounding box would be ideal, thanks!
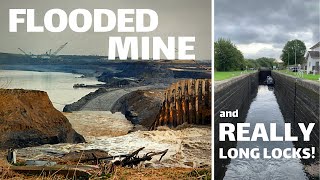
[277,70,320,81]
[214,71,255,81]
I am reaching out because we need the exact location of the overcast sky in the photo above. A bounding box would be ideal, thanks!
[0,0,210,60]
[214,0,320,60]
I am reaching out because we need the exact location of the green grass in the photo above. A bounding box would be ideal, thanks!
[278,70,320,81]
[214,71,255,81]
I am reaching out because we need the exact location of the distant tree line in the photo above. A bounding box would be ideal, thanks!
[214,38,276,71]
[244,57,276,69]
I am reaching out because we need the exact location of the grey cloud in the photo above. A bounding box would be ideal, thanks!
[215,0,319,58]
[246,48,283,59]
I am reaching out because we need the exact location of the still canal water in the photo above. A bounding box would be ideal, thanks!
[223,85,308,180]
[0,70,101,111]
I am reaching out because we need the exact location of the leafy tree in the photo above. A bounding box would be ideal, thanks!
[214,38,244,71]
[280,39,306,66]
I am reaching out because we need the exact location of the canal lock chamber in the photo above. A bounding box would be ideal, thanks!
[214,71,319,180]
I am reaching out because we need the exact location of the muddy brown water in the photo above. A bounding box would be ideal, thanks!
[16,111,211,168]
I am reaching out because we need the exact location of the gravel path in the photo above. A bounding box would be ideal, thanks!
[80,86,156,111]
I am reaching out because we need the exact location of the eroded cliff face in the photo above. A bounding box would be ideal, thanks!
[151,79,211,129]
[0,89,85,149]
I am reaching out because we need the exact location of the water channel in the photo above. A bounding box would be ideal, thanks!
[222,85,308,180]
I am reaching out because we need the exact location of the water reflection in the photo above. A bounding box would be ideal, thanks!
[0,70,102,111]
[221,86,307,180]
[268,86,274,91]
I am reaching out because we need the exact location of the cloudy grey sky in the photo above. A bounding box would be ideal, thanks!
[214,0,319,60]
[0,0,211,60]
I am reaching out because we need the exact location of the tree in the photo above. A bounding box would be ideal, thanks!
[280,39,306,66]
[214,38,244,71]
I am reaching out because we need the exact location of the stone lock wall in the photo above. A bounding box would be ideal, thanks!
[272,71,320,161]
[151,79,211,129]
[214,72,259,122]
[213,72,258,180]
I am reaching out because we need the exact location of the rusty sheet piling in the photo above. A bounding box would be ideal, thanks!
[151,79,211,129]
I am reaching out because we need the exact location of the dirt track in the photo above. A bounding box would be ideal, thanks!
[80,86,160,111]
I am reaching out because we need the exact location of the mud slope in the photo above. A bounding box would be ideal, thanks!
[0,89,85,149]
